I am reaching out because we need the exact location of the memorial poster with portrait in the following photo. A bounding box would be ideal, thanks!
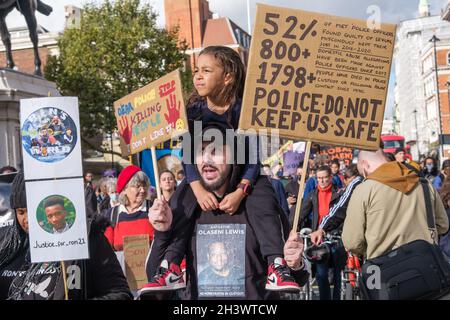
[20,97,82,180]
[25,178,89,263]
[196,224,246,298]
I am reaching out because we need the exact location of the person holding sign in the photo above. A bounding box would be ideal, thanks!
[144,123,307,299]
[0,173,132,300]
[142,47,299,293]
[103,165,154,252]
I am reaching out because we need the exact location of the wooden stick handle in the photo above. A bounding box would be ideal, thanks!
[292,141,312,233]
[60,261,69,300]
[150,146,162,200]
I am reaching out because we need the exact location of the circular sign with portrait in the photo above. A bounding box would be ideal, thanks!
[21,107,78,163]
[36,195,76,234]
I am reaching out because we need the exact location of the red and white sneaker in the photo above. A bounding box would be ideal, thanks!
[265,258,300,292]
[139,260,186,293]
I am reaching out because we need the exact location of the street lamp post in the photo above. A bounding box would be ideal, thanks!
[430,35,445,161]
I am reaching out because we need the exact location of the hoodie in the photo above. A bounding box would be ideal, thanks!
[342,161,449,260]
[367,161,419,194]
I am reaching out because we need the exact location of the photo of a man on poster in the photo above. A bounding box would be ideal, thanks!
[41,195,74,234]
[198,241,244,285]
[196,224,246,298]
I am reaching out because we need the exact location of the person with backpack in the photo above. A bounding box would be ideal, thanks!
[343,148,449,299]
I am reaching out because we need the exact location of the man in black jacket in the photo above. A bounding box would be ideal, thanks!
[0,172,132,300]
[294,166,342,232]
[144,124,308,300]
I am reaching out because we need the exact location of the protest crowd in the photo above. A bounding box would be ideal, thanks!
[1,44,449,301]
[1,2,450,303]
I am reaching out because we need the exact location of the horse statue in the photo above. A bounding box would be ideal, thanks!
[0,0,52,76]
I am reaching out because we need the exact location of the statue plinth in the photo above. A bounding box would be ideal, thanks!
[0,69,60,169]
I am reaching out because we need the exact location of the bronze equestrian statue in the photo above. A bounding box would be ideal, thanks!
[0,0,52,76]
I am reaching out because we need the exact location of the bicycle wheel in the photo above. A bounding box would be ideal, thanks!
[344,282,354,300]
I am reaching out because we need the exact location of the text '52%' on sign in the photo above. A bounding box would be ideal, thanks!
[238,4,396,150]
[114,69,188,155]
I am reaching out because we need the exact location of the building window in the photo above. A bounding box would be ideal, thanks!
[447,52,450,65]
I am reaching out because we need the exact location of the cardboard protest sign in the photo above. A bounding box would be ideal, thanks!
[26,178,89,263]
[20,97,82,180]
[123,234,150,291]
[283,151,304,176]
[239,4,396,150]
[114,69,188,155]
[320,145,354,165]
[262,140,293,167]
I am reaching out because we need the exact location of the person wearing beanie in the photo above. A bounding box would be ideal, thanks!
[103,165,154,252]
[0,172,132,300]
[394,147,406,163]
[394,148,422,176]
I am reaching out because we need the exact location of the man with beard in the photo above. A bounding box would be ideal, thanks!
[143,123,308,299]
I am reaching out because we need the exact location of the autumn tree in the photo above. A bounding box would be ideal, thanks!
[45,0,190,153]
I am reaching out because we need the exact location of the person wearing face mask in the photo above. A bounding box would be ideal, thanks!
[421,157,439,186]
[159,170,177,202]
[98,178,119,213]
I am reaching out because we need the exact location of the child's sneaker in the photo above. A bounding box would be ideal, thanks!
[265,258,300,292]
[139,260,185,293]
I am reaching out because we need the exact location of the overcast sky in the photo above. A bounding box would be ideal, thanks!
[6,0,450,117]
[7,0,449,33]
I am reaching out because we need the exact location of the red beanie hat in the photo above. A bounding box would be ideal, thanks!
[117,165,141,193]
